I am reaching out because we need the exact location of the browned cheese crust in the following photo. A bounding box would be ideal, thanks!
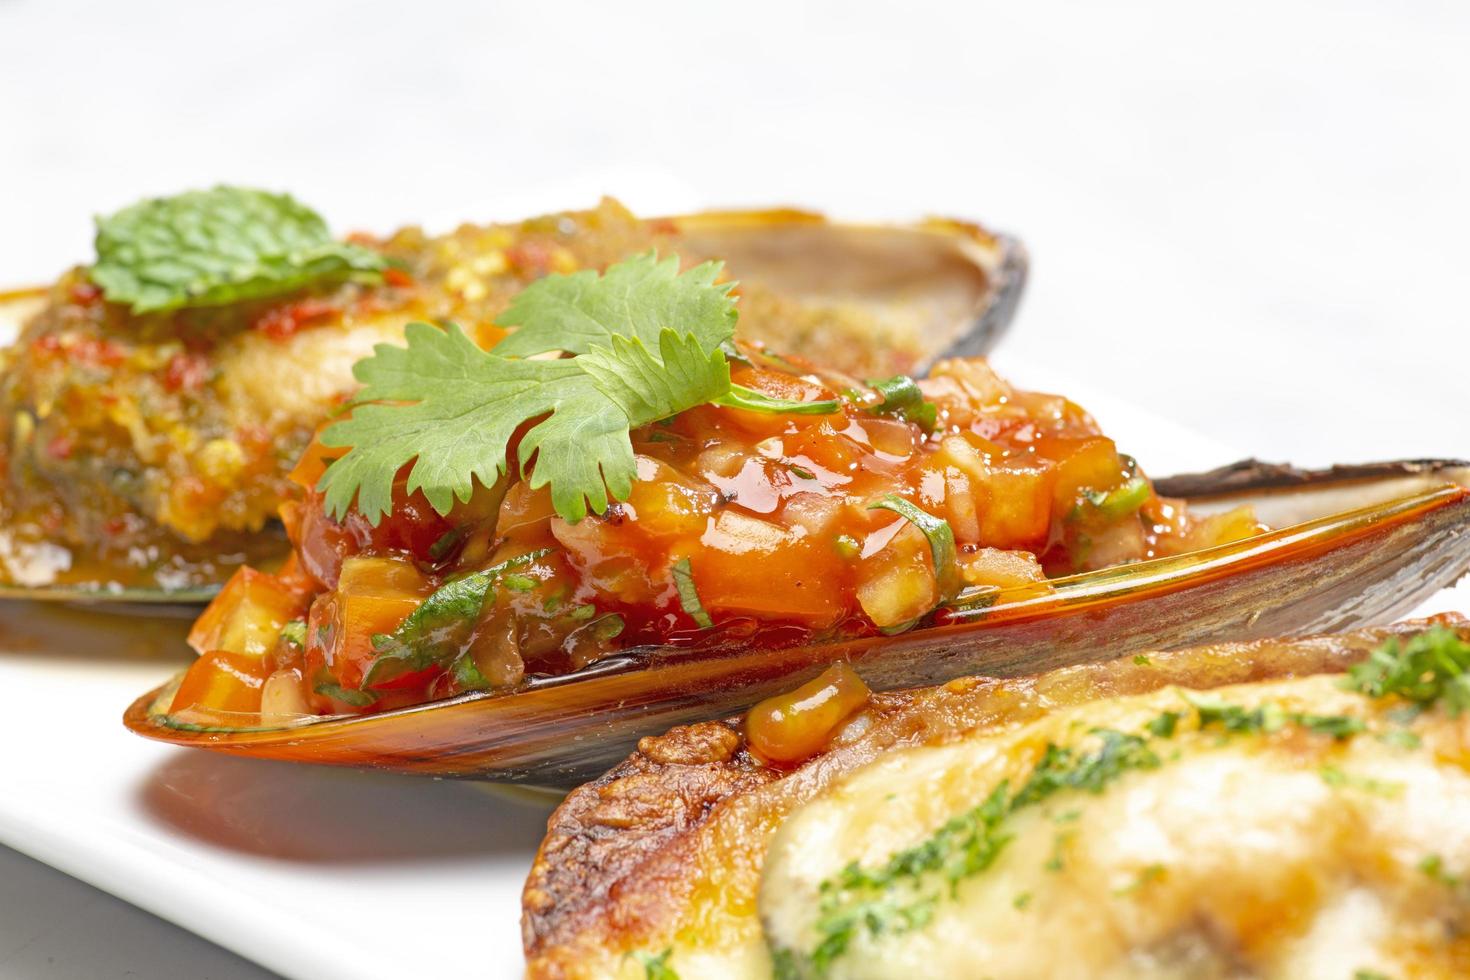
[521,615,1468,978]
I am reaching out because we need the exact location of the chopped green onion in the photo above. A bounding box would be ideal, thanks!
[717,384,840,415]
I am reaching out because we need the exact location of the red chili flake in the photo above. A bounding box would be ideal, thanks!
[71,336,127,367]
[46,434,74,459]
[383,266,415,289]
[646,218,680,236]
[506,241,554,277]
[162,351,210,392]
[69,281,103,305]
[30,335,63,355]
[254,298,338,341]
[102,517,129,537]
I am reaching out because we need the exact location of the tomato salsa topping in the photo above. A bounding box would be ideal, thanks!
[168,255,1262,724]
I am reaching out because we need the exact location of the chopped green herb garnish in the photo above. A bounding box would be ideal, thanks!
[1011,730,1161,808]
[1319,765,1403,798]
[91,186,385,313]
[566,603,597,621]
[1043,830,1074,872]
[1012,891,1032,910]
[867,494,959,601]
[361,549,551,687]
[1132,654,1151,666]
[1343,626,1470,715]
[1146,711,1181,738]
[427,527,465,562]
[1078,476,1150,521]
[803,728,1157,972]
[671,557,713,628]
[319,253,738,525]
[568,612,625,646]
[279,618,307,649]
[450,649,491,691]
[501,573,537,592]
[635,947,679,980]
[1419,853,1463,888]
[1377,728,1422,749]
[313,680,378,707]
[1296,712,1367,739]
[788,463,817,481]
[1182,692,1362,740]
[862,375,938,432]
[1112,863,1166,896]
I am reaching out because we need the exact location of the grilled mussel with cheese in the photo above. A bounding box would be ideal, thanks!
[0,188,1020,596]
[523,617,1470,980]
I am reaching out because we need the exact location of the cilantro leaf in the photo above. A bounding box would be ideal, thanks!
[317,254,738,525]
[90,186,385,313]
[493,252,735,357]
[863,375,938,431]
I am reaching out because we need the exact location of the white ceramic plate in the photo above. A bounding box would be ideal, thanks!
[0,366,1460,980]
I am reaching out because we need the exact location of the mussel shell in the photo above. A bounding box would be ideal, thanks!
[124,460,1470,787]
[669,210,1026,374]
[1,211,1026,604]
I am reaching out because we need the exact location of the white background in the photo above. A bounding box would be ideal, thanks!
[0,1,1466,978]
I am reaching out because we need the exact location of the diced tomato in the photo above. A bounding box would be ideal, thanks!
[625,456,720,539]
[287,434,342,492]
[254,297,339,341]
[170,650,272,716]
[1039,436,1126,517]
[188,566,309,656]
[319,556,435,689]
[690,510,846,624]
[854,526,937,628]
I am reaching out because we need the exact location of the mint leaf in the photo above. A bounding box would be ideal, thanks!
[90,186,385,313]
[318,254,739,525]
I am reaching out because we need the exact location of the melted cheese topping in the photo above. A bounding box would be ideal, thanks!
[759,675,1470,979]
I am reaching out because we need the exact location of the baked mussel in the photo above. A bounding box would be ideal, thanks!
[0,189,1022,600]
[120,255,1470,784]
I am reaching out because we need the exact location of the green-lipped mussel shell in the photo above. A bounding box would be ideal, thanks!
[124,460,1470,787]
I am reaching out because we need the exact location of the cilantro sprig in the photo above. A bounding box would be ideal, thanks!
[317,252,837,527]
[90,186,385,313]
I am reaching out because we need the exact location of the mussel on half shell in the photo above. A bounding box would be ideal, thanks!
[0,208,1025,603]
[124,459,1470,787]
